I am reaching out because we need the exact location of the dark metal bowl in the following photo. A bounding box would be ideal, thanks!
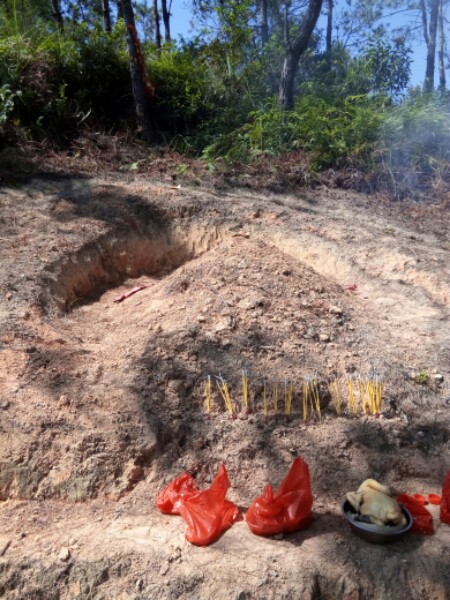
[341,500,413,544]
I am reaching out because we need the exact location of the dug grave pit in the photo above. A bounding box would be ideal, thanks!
[0,181,449,600]
[2,224,445,504]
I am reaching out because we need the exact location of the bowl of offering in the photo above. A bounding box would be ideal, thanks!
[341,500,413,544]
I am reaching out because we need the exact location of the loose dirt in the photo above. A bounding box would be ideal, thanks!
[0,176,449,600]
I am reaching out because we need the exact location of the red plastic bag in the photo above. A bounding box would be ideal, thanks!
[397,493,434,534]
[440,471,450,525]
[157,465,242,546]
[246,457,313,536]
[156,473,198,515]
[177,465,242,546]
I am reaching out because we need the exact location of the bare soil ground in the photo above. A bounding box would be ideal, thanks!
[0,174,449,600]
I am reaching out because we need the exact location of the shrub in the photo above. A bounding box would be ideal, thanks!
[377,93,450,198]
[0,23,132,143]
[148,44,208,145]
[203,94,385,170]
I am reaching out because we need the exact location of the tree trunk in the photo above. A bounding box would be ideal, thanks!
[419,0,429,46]
[279,48,298,112]
[326,0,332,53]
[51,0,63,29]
[283,1,290,46]
[161,0,171,43]
[117,0,123,20]
[260,0,269,46]
[279,0,323,110]
[153,0,162,48]
[424,0,438,92]
[438,0,445,91]
[102,0,112,32]
[121,0,154,141]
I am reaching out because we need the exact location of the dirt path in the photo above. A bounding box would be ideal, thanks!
[0,177,449,599]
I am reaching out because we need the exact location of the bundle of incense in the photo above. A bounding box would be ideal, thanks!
[205,375,212,413]
[263,379,269,417]
[347,378,358,414]
[216,375,234,416]
[329,380,341,415]
[284,380,294,416]
[242,368,249,411]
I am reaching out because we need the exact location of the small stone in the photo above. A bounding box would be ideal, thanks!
[5,292,12,300]
[329,306,343,315]
[58,547,70,562]
[127,465,144,484]
[431,373,444,382]
[319,333,330,343]
[0,401,10,410]
[238,296,265,310]
[168,547,182,563]
[59,394,69,406]
[212,318,232,333]
[167,379,184,393]
[135,579,144,592]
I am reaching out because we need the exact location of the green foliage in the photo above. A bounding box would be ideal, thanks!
[214,0,255,50]
[0,22,131,141]
[148,44,208,143]
[360,38,412,98]
[0,35,65,138]
[0,84,20,125]
[300,38,411,101]
[0,0,52,36]
[0,0,447,205]
[295,95,384,169]
[148,37,271,151]
[377,92,450,198]
[413,370,429,384]
[203,95,385,170]
[62,22,131,123]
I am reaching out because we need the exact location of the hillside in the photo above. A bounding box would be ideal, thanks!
[0,174,449,599]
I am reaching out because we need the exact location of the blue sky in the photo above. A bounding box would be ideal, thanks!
[169,0,429,88]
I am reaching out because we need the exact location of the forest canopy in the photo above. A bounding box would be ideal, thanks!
[1,0,450,199]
